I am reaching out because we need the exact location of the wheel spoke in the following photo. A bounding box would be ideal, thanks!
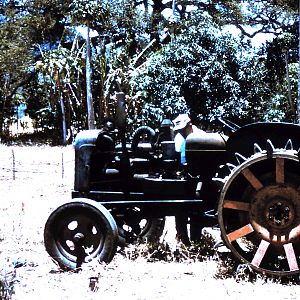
[223,200,250,211]
[227,223,254,242]
[241,168,263,190]
[251,239,270,267]
[276,158,285,184]
[284,243,299,271]
[289,224,300,240]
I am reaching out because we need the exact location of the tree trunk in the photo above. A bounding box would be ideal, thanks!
[284,51,295,121]
[0,76,10,140]
[60,92,67,144]
[86,24,95,129]
[298,10,300,123]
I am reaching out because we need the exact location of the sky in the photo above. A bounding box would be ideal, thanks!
[76,26,99,40]
[161,4,275,48]
[76,2,275,49]
[76,22,273,50]
[223,25,275,48]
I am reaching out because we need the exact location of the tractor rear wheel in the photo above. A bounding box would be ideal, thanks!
[217,140,300,276]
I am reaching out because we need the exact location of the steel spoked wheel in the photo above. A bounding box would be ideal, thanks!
[218,140,300,276]
[44,198,118,271]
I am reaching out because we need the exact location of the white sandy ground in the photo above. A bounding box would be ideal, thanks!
[0,145,298,299]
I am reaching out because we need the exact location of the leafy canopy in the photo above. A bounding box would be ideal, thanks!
[130,12,251,126]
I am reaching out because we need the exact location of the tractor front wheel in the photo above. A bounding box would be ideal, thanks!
[44,198,118,271]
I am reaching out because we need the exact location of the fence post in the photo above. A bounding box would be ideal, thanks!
[62,151,64,179]
[12,149,15,180]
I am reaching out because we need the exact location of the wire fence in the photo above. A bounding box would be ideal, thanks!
[0,145,74,182]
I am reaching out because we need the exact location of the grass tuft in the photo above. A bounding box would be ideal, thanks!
[119,231,217,263]
[0,268,16,300]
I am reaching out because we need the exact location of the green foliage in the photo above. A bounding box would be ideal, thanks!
[69,0,111,28]
[0,18,34,135]
[130,13,250,125]
[0,0,72,138]
[35,35,88,131]
[0,0,298,139]
[257,32,299,123]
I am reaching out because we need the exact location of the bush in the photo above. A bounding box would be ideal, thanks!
[0,269,15,300]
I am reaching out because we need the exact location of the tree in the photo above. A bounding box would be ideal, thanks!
[129,12,252,126]
[0,0,298,140]
[0,6,34,136]
[36,35,88,138]
[0,0,72,139]
[259,32,299,122]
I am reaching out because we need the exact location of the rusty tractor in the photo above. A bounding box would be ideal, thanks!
[44,93,300,277]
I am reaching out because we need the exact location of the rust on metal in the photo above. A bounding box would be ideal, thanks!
[241,168,263,191]
[284,243,299,271]
[227,223,254,242]
[251,239,270,267]
[289,224,300,240]
[223,200,250,211]
[276,158,285,184]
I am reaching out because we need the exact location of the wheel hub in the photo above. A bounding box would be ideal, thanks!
[73,232,85,243]
[250,185,300,243]
[266,198,294,229]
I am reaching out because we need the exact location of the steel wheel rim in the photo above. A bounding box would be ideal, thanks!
[113,207,155,239]
[218,149,300,276]
[51,206,106,264]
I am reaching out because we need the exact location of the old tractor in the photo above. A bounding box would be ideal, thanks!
[44,93,300,277]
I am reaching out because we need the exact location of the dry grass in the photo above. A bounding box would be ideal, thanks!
[0,145,299,300]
